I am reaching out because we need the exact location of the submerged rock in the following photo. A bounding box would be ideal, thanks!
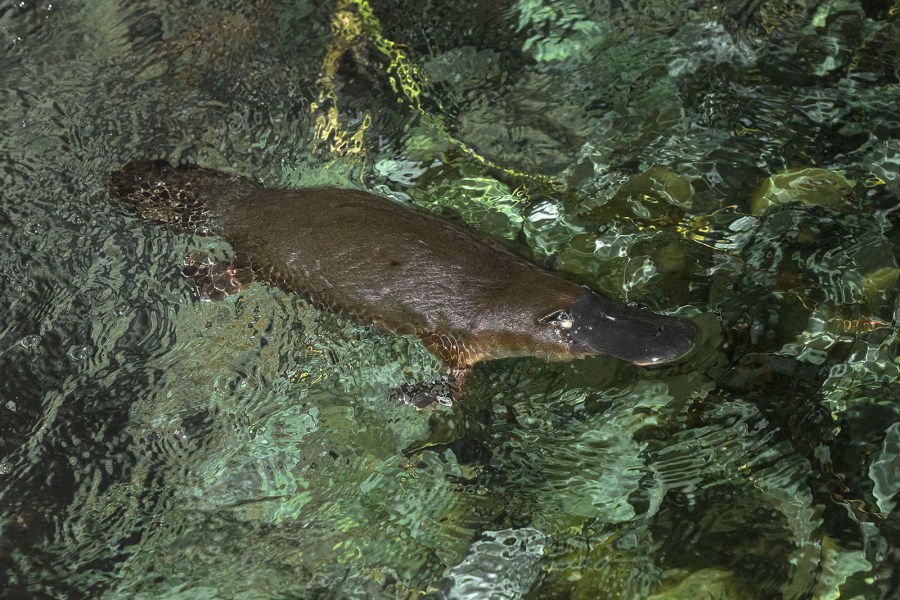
[750,167,855,215]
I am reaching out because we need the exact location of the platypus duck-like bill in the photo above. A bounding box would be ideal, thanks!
[108,160,696,405]
[568,292,696,366]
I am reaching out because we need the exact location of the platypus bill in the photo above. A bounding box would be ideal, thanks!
[109,160,696,405]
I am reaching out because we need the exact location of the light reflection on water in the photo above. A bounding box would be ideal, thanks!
[1,1,899,598]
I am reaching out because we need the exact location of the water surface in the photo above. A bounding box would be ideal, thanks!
[1,1,899,598]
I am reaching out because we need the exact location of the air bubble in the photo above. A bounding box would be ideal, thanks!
[68,345,91,361]
[20,334,40,349]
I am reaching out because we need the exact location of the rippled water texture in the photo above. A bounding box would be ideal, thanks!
[1,0,899,598]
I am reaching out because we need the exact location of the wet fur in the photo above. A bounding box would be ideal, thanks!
[109,161,695,392]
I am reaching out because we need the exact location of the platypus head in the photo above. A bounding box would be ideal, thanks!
[564,291,696,365]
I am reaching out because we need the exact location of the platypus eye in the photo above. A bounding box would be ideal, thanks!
[540,310,574,329]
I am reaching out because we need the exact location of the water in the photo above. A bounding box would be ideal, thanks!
[1,0,899,598]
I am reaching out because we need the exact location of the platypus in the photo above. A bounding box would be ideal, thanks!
[108,160,695,404]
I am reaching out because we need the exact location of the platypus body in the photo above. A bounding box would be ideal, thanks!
[109,160,695,401]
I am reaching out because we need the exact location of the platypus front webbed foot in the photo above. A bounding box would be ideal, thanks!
[390,376,456,408]
[182,254,254,301]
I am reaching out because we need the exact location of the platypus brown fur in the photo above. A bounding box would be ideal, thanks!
[109,160,695,402]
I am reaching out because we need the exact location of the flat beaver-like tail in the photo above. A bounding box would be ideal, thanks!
[109,160,250,233]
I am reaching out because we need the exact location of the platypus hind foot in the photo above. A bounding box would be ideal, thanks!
[390,376,456,408]
[182,254,254,301]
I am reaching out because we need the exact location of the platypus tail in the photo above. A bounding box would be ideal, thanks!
[108,160,255,233]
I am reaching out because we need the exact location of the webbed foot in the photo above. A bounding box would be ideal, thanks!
[182,253,253,301]
[389,376,455,408]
